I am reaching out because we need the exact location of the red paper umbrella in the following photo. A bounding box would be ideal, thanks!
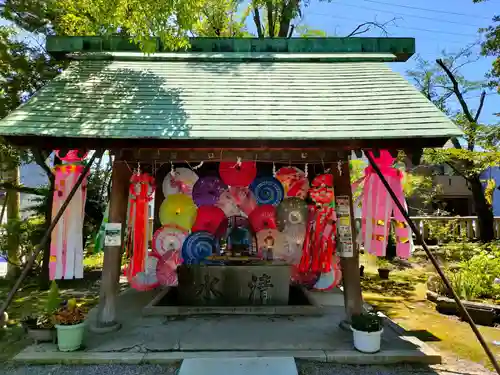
[192,206,227,237]
[156,250,181,286]
[219,161,257,187]
[248,205,277,233]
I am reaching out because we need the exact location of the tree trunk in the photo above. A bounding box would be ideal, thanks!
[6,166,21,280]
[469,175,494,243]
[277,0,298,37]
[38,174,54,289]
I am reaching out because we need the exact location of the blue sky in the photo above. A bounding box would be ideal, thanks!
[1,0,499,124]
[296,0,499,123]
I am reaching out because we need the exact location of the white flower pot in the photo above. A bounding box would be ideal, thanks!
[351,327,383,353]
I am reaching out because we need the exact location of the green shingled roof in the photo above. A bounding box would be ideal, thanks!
[0,52,461,143]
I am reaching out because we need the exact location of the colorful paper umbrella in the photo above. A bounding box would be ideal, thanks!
[219,161,257,187]
[250,177,284,206]
[278,224,306,264]
[192,176,227,207]
[162,168,199,197]
[256,229,283,260]
[159,194,197,231]
[229,186,257,216]
[152,224,188,257]
[275,167,309,198]
[216,190,242,217]
[192,206,227,236]
[276,197,308,230]
[182,231,216,264]
[249,205,277,233]
[129,252,160,291]
[314,255,342,290]
[156,250,181,286]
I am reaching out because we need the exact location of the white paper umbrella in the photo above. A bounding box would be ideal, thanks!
[278,224,306,264]
[162,168,199,197]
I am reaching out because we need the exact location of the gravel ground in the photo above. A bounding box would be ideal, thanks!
[0,359,495,375]
[0,364,179,375]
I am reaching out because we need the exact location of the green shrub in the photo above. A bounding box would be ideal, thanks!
[459,244,500,300]
[429,243,500,301]
[351,312,383,332]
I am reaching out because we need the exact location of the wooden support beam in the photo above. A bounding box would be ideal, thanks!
[153,164,167,233]
[332,154,363,321]
[92,161,131,333]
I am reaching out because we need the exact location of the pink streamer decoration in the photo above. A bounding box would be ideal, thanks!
[359,150,413,259]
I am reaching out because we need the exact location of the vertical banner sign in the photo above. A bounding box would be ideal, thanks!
[104,223,122,247]
[335,195,354,257]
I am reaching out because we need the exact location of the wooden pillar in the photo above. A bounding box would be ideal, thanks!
[332,154,363,321]
[92,160,131,332]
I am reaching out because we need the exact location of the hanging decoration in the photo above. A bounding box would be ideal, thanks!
[50,152,89,280]
[192,206,228,237]
[55,149,88,163]
[314,255,342,290]
[229,186,257,216]
[276,198,308,230]
[358,150,413,259]
[159,194,197,231]
[152,224,188,257]
[250,176,284,206]
[290,265,320,288]
[162,167,199,197]
[129,252,160,291]
[192,176,227,207]
[216,190,243,217]
[182,231,217,264]
[275,166,309,199]
[248,205,277,233]
[219,161,257,187]
[126,172,156,281]
[156,250,182,286]
[299,174,337,275]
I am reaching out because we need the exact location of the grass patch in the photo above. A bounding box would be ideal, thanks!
[362,264,500,370]
[0,269,102,363]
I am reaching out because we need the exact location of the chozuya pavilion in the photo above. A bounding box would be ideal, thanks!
[0,36,462,361]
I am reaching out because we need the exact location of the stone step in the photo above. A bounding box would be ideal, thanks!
[178,357,298,375]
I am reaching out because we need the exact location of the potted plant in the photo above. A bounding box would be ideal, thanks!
[21,280,60,344]
[351,312,384,353]
[376,258,393,280]
[53,298,86,352]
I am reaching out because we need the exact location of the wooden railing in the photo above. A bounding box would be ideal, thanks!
[354,216,500,243]
[149,216,500,243]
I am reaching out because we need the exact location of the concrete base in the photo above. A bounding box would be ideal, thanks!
[12,287,442,366]
[88,321,122,334]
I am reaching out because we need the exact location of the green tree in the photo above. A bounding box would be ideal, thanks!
[407,48,499,242]
[0,25,64,284]
[473,0,499,90]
